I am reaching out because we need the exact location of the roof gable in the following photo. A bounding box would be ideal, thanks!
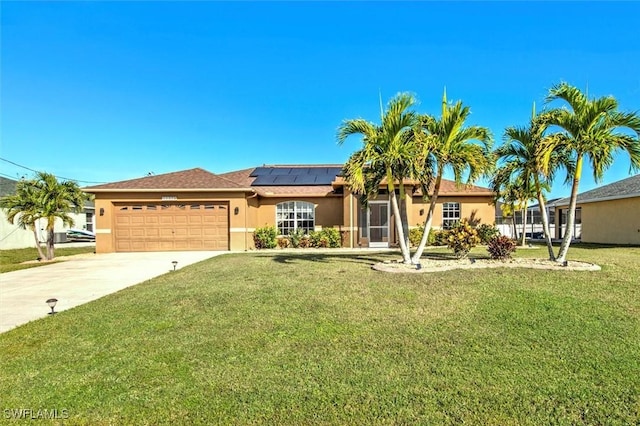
[0,176,18,197]
[550,174,640,206]
[83,168,247,191]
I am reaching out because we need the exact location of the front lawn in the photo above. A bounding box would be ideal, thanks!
[0,245,96,273]
[1,246,638,424]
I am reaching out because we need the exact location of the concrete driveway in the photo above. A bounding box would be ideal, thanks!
[0,251,226,334]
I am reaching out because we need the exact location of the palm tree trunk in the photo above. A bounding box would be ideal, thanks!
[556,155,582,263]
[520,201,528,246]
[31,226,46,260]
[47,227,55,260]
[411,174,442,263]
[512,211,518,240]
[387,176,411,264]
[398,183,410,250]
[534,177,555,261]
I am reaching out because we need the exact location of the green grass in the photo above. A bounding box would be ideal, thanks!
[1,245,639,424]
[0,245,96,273]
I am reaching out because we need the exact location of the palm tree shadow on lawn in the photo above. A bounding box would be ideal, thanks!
[261,251,397,266]
[262,250,493,266]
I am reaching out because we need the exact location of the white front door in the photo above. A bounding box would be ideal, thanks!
[368,201,389,248]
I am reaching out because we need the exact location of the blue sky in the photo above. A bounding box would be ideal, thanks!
[2,1,639,199]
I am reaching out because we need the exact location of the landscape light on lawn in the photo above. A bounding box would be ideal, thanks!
[46,298,58,315]
[172,261,178,271]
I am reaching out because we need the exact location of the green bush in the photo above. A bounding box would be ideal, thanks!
[487,235,517,260]
[447,219,480,259]
[253,226,277,249]
[309,228,341,248]
[288,228,305,248]
[409,226,424,247]
[477,223,501,244]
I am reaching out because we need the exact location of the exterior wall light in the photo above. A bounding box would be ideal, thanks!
[99,208,105,216]
[419,209,425,216]
[234,207,240,215]
[46,298,58,315]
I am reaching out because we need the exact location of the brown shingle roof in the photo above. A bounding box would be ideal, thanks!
[84,168,248,191]
[84,165,494,197]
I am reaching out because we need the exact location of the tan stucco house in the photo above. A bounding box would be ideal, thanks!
[550,174,640,245]
[84,165,496,253]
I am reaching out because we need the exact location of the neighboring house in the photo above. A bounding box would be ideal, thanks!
[496,199,560,239]
[548,174,640,245]
[84,165,496,253]
[0,176,95,250]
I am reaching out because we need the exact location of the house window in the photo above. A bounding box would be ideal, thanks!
[85,212,94,232]
[442,202,460,230]
[276,201,315,235]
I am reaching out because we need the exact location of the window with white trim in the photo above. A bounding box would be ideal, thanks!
[276,201,315,235]
[442,202,460,230]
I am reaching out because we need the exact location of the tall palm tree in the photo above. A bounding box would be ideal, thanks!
[545,82,640,262]
[0,180,47,259]
[31,172,89,260]
[338,92,418,263]
[411,89,493,264]
[494,105,573,258]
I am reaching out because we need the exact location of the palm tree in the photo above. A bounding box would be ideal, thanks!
[31,172,89,260]
[411,89,493,264]
[545,82,640,262]
[494,105,573,258]
[338,92,418,263]
[0,180,47,259]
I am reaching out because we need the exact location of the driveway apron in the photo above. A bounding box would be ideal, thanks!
[0,251,225,333]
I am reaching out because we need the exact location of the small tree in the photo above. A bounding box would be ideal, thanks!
[0,172,89,260]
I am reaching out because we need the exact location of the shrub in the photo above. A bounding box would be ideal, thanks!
[309,228,341,248]
[409,226,424,247]
[298,236,311,248]
[277,237,290,249]
[288,228,305,248]
[447,219,480,259]
[253,226,277,249]
[487,235,517,260]
[320,228,341,248]
[477,223,500,244]
[433,229,449,246]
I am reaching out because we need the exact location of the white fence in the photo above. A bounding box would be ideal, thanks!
[496,223,581,240]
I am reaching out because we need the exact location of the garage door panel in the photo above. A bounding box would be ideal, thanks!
[174,215,188,224]
[114,201,229,252]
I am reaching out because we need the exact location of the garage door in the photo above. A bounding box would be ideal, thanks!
[114,202,229,252]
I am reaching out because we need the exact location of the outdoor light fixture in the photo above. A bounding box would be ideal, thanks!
[234,207,239,215]
[419,209,424,216]
[99,208,105,216]
[46,298,58,315]
[172,261,178,271]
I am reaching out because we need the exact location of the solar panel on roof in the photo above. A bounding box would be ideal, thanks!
[273,175,297,184]
[252,175,277,185]
[294,175,317,185]
[268,168,291,176]
[251,166,342,185]
[288,168,307,175]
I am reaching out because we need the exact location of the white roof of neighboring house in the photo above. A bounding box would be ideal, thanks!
[548,174,640,207]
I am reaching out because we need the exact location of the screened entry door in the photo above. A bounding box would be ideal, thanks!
[368,201,389,248]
